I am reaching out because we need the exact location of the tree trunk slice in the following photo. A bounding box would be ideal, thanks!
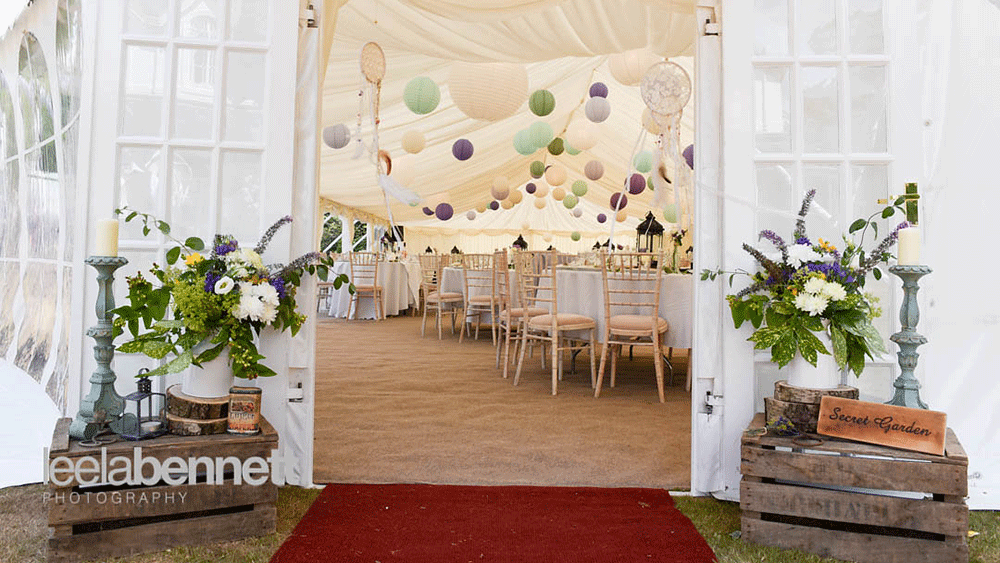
[166,384,229,420]
[165,412,228,436]
[774,380,859,405]
[765,397,821,433]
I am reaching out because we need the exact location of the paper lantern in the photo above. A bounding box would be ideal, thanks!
[683,144,694,169]
[509,189,523,204]
[647,175,654,191]
[452,139,474,161]
[544,164,566,186]
[565,120,597,151]
[435,203,454,220]
[528,121,554,148]
[521,221,531,231]
[466,210,477,220]
[547,137,564,155]
[640,61,691,117]
[489,200,500,210]
[491,176,510,200]
[633,151,653,174]
[563,193,578,209]
[565,143,581,155]
[616,210,628,222]
[513,129,535,155]
[476,202,488,213]
[533,198,547,209]
[572,207,583,218]
[663,204,678,223]
[534,183,549,197]
[401,130,426,154]
[501,198,514,210]
[610,192,628,210]
[449,62,528,121]
[608,48,661,86]
[525,182,537,194]
[422,206,434,216]
[322,124,350,149]
[589,82,608,98]
[642,107,661,134]
[597,213,607,223]
[404,77,440,115]
[542,232,553,242]
[584,160,604,181]
[628,173,646,195]
[571,180,588,197]
[585,97,611,123]
[528,89,555,117]
[529,161,545,178]
[552,187,565,201]
[571,231,581,242]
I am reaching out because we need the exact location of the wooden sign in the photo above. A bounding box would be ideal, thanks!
[816,396,947,456]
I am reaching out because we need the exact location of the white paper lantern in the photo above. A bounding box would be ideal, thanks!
[509,190,523,204]
[641,107,661,134]
[551,187,566,201]
[466,210,477,220]
[501,198,514,210]
[608,48,661,86]
[323,124,351,149]
[565,120,597,151]
[572,207,583,218]
[533,198,547,209]
[449,62,528,121]
[401,130,426,154]
[544,164,567,186]
[585,97,611,123]
[534,183,549,198]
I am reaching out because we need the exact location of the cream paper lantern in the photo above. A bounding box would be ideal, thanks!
[491,176,510,200]
[476,202,488,213]
[509,189,523,204]
[533,198,547,209]
[572,207,583,218]
[641,107,661,134]
[501,198,515,210]
[551,187,566,201]
[466,210,477,220]
[544,164,567,186]
[565,120,597,151]
[616,210,628,222]
[323,124,351,149]
[521,221,531,231]
[608,48,662,86]
[542,232,553,242]
[401,129,426,154]
[534,183,549,198]
[584,97,611,123]
[584,160,604,181]
[449,62,528,121]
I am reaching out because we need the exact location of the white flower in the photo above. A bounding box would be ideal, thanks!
[849,253,861,269]
[794,293,829,316]
[235,285,266,321]
[787,244,822,268]
[225,248,264,275]
[214,276,235,295]
[821,281,847,301]
[260,303,278,324]
[803,277,827,295]
[763,250,783,265]
[251,282,280,307]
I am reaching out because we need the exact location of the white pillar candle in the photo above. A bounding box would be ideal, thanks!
[95,218,119,256]
[897,226,920,266]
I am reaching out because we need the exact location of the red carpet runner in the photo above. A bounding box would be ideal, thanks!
[271,484,716,562]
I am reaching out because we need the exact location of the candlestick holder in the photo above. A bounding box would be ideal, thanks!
[69,256,139,440]
[885,264,931,409]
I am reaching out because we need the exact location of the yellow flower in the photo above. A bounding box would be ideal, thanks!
[184,253,203,266]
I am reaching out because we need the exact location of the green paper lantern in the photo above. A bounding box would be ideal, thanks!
[633,150,653,174]
[513,129,535,155]
[647,175,654,191]
[547,137,564,156]
[528,121,554,148]
[528,89,555,117]
[530,161,545,178]
[403,76,440,115]
[565,143,581,155]
[663,204,678,223]
[563,193,579,209]
[571,180,588,197]
[571,231,581,241]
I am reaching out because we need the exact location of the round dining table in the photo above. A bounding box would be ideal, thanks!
[327,260,415,319]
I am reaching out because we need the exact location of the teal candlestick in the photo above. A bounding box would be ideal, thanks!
[69,256,139,440]
[885,264,931,409]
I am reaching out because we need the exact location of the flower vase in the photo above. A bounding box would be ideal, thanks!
[181,349,233,399]
[784,329,841,390]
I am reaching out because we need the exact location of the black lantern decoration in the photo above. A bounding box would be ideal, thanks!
[425,246,434,253]
[450,245,462,254]
[512,235,528,250]
[636,211,665,253]
[121,370,166,440]
[592,241,602,250]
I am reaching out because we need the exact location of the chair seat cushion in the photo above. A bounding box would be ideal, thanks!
[468,294,495,304]
[609,314,669,333]
[427,291,462,302]
[499,307,548,320]
[354,284,381,291]
[528,313,596,331]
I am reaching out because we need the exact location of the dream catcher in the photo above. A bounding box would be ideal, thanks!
[640,61,692,230]
[353,42,419,236]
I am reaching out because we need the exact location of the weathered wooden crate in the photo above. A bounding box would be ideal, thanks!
[741,412,969,563]
[47,416,278,563]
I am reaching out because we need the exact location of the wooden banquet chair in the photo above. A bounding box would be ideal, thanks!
[459,253,499,344]
[347,252,384,320]
[595,251,670,403]
[418,253,464,339]
[495,250,546,379]
[514,250,597,395]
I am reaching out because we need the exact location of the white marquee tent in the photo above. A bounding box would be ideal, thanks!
[0,0,998,512]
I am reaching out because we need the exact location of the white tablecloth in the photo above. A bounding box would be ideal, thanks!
[327,261,414,319]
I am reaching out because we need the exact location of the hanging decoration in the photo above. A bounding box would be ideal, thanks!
[533,198,547,209]
[534,183,550,198]
[640,60,692,229]
[476,202,488,213]
[528,121,554,148]
[501,198,515,210]
[509,189,523,204]
[608,48,661,86]
[547,137,564,155]
[513,129,535,155]
[435,203,454,220]
[589,82,608,98]
[422,206,434,216]
[663,204,678,223]
[683,144,694,169]
[565,120,597,151]
[528,89,555,116]
[323,124,351,149]
[529,161,545,178]
[552,187,566,201]
[401,129,425,154]
[584,160,604,181]
[544,164,566,186]
[641,107,660,134]
[449,62,528,121]
[525,182,537,194]
[633,151,653,173]
[571,180,588,197]
[616,210,628,222]
[563,193,579,209]
[403,76,440,115]
[585,96,611,123]
[565,143,581,155]
[610,193,628,210]
[452,138,474,160]
[466,210,476,220]
[491,176,510,200]
[571,231,581,242]
[572,207,583,218]
[489,200,500,210]
[597,213,607,223]
[627,173,646,195]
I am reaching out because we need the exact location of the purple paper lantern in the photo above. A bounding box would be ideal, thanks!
[489,200,500,210]
[610,193,628,210]
[628,173,646,195]
[589,82,608,98]
[452,138,474,161]
[525,182,537,194]
[435,203,454,221]
[422,206,434,216]
[683,144,694,169]
[597,213,607,223]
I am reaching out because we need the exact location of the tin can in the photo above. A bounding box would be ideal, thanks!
[227,386,262,434]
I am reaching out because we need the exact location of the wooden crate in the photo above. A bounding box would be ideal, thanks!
[47,416,279,563]
[741,412,969,563]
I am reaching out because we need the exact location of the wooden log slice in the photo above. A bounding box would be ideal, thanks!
[765,397,821,433]
[774,380,859,405]
[166,384,229,420]
[165,412,228,436]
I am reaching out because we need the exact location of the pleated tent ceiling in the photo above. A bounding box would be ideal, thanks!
[320,0,697,239]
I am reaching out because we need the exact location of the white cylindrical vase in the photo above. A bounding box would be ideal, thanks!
[181,348,233,399]
[784,330,841,390]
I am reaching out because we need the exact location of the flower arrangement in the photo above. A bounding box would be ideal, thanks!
[112,209,351,379]
[664,227,688,272]
[701,190,910,376]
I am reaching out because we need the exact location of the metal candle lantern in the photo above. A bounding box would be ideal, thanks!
[512,235,528,250]
[121,370,167,440]
[636,211,664,253]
